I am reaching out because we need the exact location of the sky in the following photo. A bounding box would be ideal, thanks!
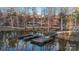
[0,7,75,15]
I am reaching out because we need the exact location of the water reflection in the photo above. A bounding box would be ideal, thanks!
[0,40,4,50]
[8,38,18,48]
[0,31,79,51]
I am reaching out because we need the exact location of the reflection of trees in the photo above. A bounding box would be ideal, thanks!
[59,39,67,51]
[8,38,18,48]
[0,40,4,50]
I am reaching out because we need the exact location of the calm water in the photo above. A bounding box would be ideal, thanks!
[0,38,60,51]
[0,31,59,51]
[0,32,79,51]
